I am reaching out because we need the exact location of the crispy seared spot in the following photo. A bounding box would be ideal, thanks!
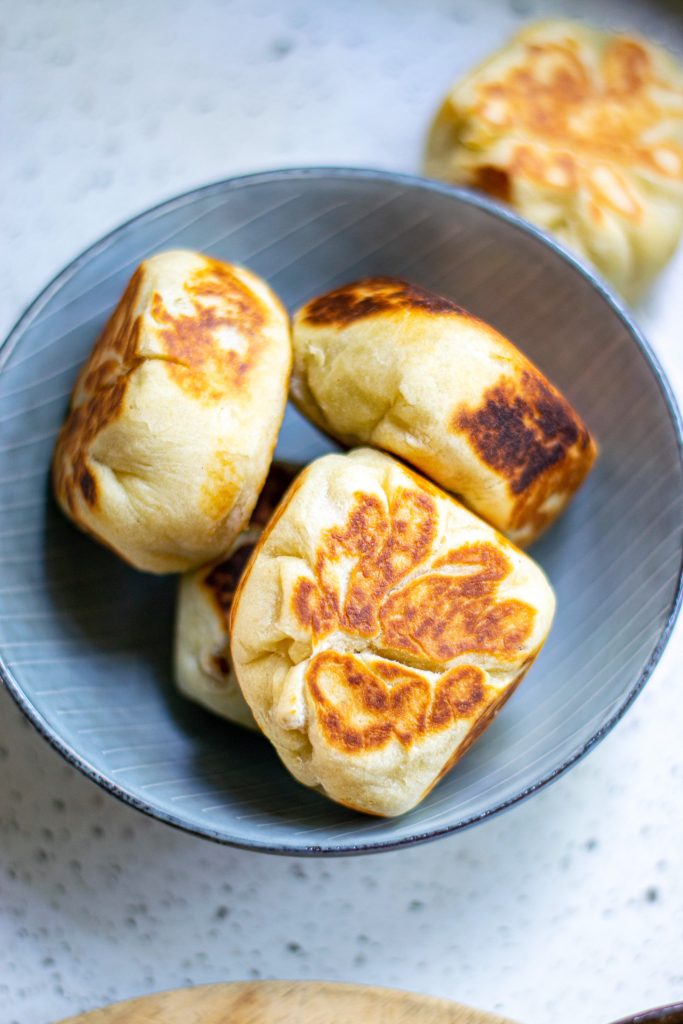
[53,269,145,514]
[202,462,297,619]
[429,665,488,724]
[79,468,97,506]
[53,374,131,514]
[380,543,535,663]
[250,462,299,527]
[509,145,578,190]
[328,489,436,635]
[290,490,535,663]
[473,165,512,202]
[204,542,257,623]
[301,277,467,326]
[291,488,437,640]
[466,29,683,213]
[211,653,232,679]
[82,268,145,381]
[151,260,266,401]
[82,355,126,396]
[306,652,494,753]
[426,664,529,792]
[293,578,338,637]
[603,39,650,96]
[455,370,591,495]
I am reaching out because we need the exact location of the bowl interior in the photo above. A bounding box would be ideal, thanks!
[1,169,681,854]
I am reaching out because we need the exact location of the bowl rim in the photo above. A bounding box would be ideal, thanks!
[1,165,682,856]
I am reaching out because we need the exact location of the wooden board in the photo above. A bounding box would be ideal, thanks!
[56,981,520,1024]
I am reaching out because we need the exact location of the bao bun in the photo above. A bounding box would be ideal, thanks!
[292,276,596,546]
[230,448,555,817]
[52,250,291,573]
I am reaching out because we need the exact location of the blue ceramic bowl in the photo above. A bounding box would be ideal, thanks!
[1,168,682,854]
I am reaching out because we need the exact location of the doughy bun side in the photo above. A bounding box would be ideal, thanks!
[175,462,301,728]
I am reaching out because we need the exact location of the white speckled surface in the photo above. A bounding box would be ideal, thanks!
[2,2,683,1023]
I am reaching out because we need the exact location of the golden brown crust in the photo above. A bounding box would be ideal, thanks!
[151,259,267,402]
[274,476,535,690]
[424,661,530,796]
[53,268,146,515]
[380,543,535,664]
[291,487,439,642]
[203,543,257,624]
[423,20,683,297]
[454,372,590,495]
[53,374,132,515]
[300,277,468,326]
[79,267,145,394]
[463,33,681,214]
[453,369,596,537]
[307,653,492,754]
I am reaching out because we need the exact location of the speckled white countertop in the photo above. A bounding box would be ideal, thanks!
[2,2,683,1023]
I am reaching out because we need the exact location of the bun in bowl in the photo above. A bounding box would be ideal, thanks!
[230,448,555,816]
[52,250,291,573]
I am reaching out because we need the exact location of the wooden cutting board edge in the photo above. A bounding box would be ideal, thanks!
[56,980,520,1024]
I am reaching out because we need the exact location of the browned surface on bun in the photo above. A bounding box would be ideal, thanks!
[53,379,128,514]
[380,543,535,663]
[427,663,530,794]
[424,21,683,299]
[52,269,146,515]
[454,370,594,535]
[152,259,267,402]
[292,487,437,641]
[203,544,257,623]
[251,462,300,526]
[307,653,493,754]
[454,372,590,495]
[301,277,467,326]
[466,35,669,222]
[290,486,535,674]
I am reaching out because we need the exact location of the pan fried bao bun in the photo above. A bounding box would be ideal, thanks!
[291,276,596,546]
[230,448,555,817]
[52,250,291,573]
[424,19,683,299]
